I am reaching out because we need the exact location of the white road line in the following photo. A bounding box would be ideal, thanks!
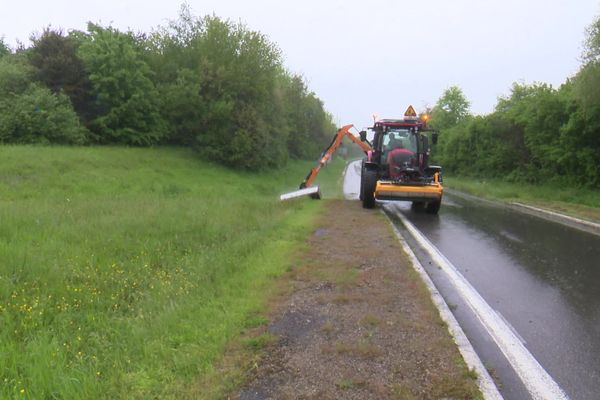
[394,208,569,400]
[386,216,504,400]
[496,310,527,345]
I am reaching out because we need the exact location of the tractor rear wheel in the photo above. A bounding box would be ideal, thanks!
[362,169,377,209]
[359,162,365,201]
[426,200,441,214]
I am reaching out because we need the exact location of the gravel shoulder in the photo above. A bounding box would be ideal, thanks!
[236,200,482,399]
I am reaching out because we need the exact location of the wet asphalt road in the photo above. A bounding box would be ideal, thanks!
[343,161,600,400]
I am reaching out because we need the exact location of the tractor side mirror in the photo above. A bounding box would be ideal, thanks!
[431,131,439,145]
[359,130,367,142]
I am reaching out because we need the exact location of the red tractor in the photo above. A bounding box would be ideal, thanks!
[359,106,443,213]
[282,106,443,214]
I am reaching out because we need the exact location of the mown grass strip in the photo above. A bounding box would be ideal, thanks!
[0,145,344,399]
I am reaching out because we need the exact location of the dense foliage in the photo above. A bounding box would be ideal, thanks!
[78,24,167,145]
[0,39,9,58]
[432,16,600,188]
[0,54,87,144]
[28,28,94,124]
[0,7,335,169]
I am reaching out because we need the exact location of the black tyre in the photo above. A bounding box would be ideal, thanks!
[426,200,441,214]
[411,201,425,211]
[362,169,377,209]
[359,162,365,201]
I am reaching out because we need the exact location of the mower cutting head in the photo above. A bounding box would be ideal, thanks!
[280,185,322,201]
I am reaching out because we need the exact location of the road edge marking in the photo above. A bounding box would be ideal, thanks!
[393,209,569,400]
[446,188,600,236]
[384,213,504,400]
[510,202,600,232]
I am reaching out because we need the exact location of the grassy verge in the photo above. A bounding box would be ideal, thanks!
[0,145,345,399]
[445,176,600,222]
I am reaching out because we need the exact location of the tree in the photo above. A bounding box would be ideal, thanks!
[573,17,600,117]
[282,74,334,159]
[188,15,288,169]
[562,78,600,186]
[562,15,600,186]
[0,8,336,166]
[429,15,600,187]
[78,23,166,145]
[0,38,10,58]
[150,10,321,169]
[430,86,471,130]
[28,28,94,123]
[582,15,600,65]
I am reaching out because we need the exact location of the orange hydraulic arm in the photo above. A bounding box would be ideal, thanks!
[300,124,373,188]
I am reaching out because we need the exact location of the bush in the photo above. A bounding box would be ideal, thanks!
[0,55,86,144]
[0,55,32,95]
[0,84,87,144]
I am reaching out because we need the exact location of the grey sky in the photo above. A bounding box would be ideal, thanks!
[2,0,599,129]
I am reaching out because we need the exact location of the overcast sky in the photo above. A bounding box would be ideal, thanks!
[2,0,599,129]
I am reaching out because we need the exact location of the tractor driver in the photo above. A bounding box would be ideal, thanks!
[387,136,415,179]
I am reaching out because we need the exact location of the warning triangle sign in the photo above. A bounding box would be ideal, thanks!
[404,105,417,118]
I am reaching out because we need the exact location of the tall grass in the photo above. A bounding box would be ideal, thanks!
[0,146,344,399]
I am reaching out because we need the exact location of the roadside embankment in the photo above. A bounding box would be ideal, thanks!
[0,145,344,399]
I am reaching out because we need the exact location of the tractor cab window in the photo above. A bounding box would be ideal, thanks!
[382,129,418,178]
[382,129,417,154]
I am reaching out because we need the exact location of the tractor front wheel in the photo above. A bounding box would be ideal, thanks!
[411,201,425,211]
[362,169,377,209]
[426,200,441,214]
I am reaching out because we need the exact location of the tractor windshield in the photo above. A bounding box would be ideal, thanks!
[382,129,418,153]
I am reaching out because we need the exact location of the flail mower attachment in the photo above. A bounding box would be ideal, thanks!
[279,185,321,201]
[280,125,370,202]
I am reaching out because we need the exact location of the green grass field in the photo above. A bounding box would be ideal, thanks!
[0,146,345,399]
[445,176,600,221]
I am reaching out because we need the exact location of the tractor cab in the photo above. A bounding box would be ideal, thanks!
[374,122,426,181]
[381,127,419,176]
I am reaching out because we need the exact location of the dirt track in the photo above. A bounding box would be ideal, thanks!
[237,200,481,399]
